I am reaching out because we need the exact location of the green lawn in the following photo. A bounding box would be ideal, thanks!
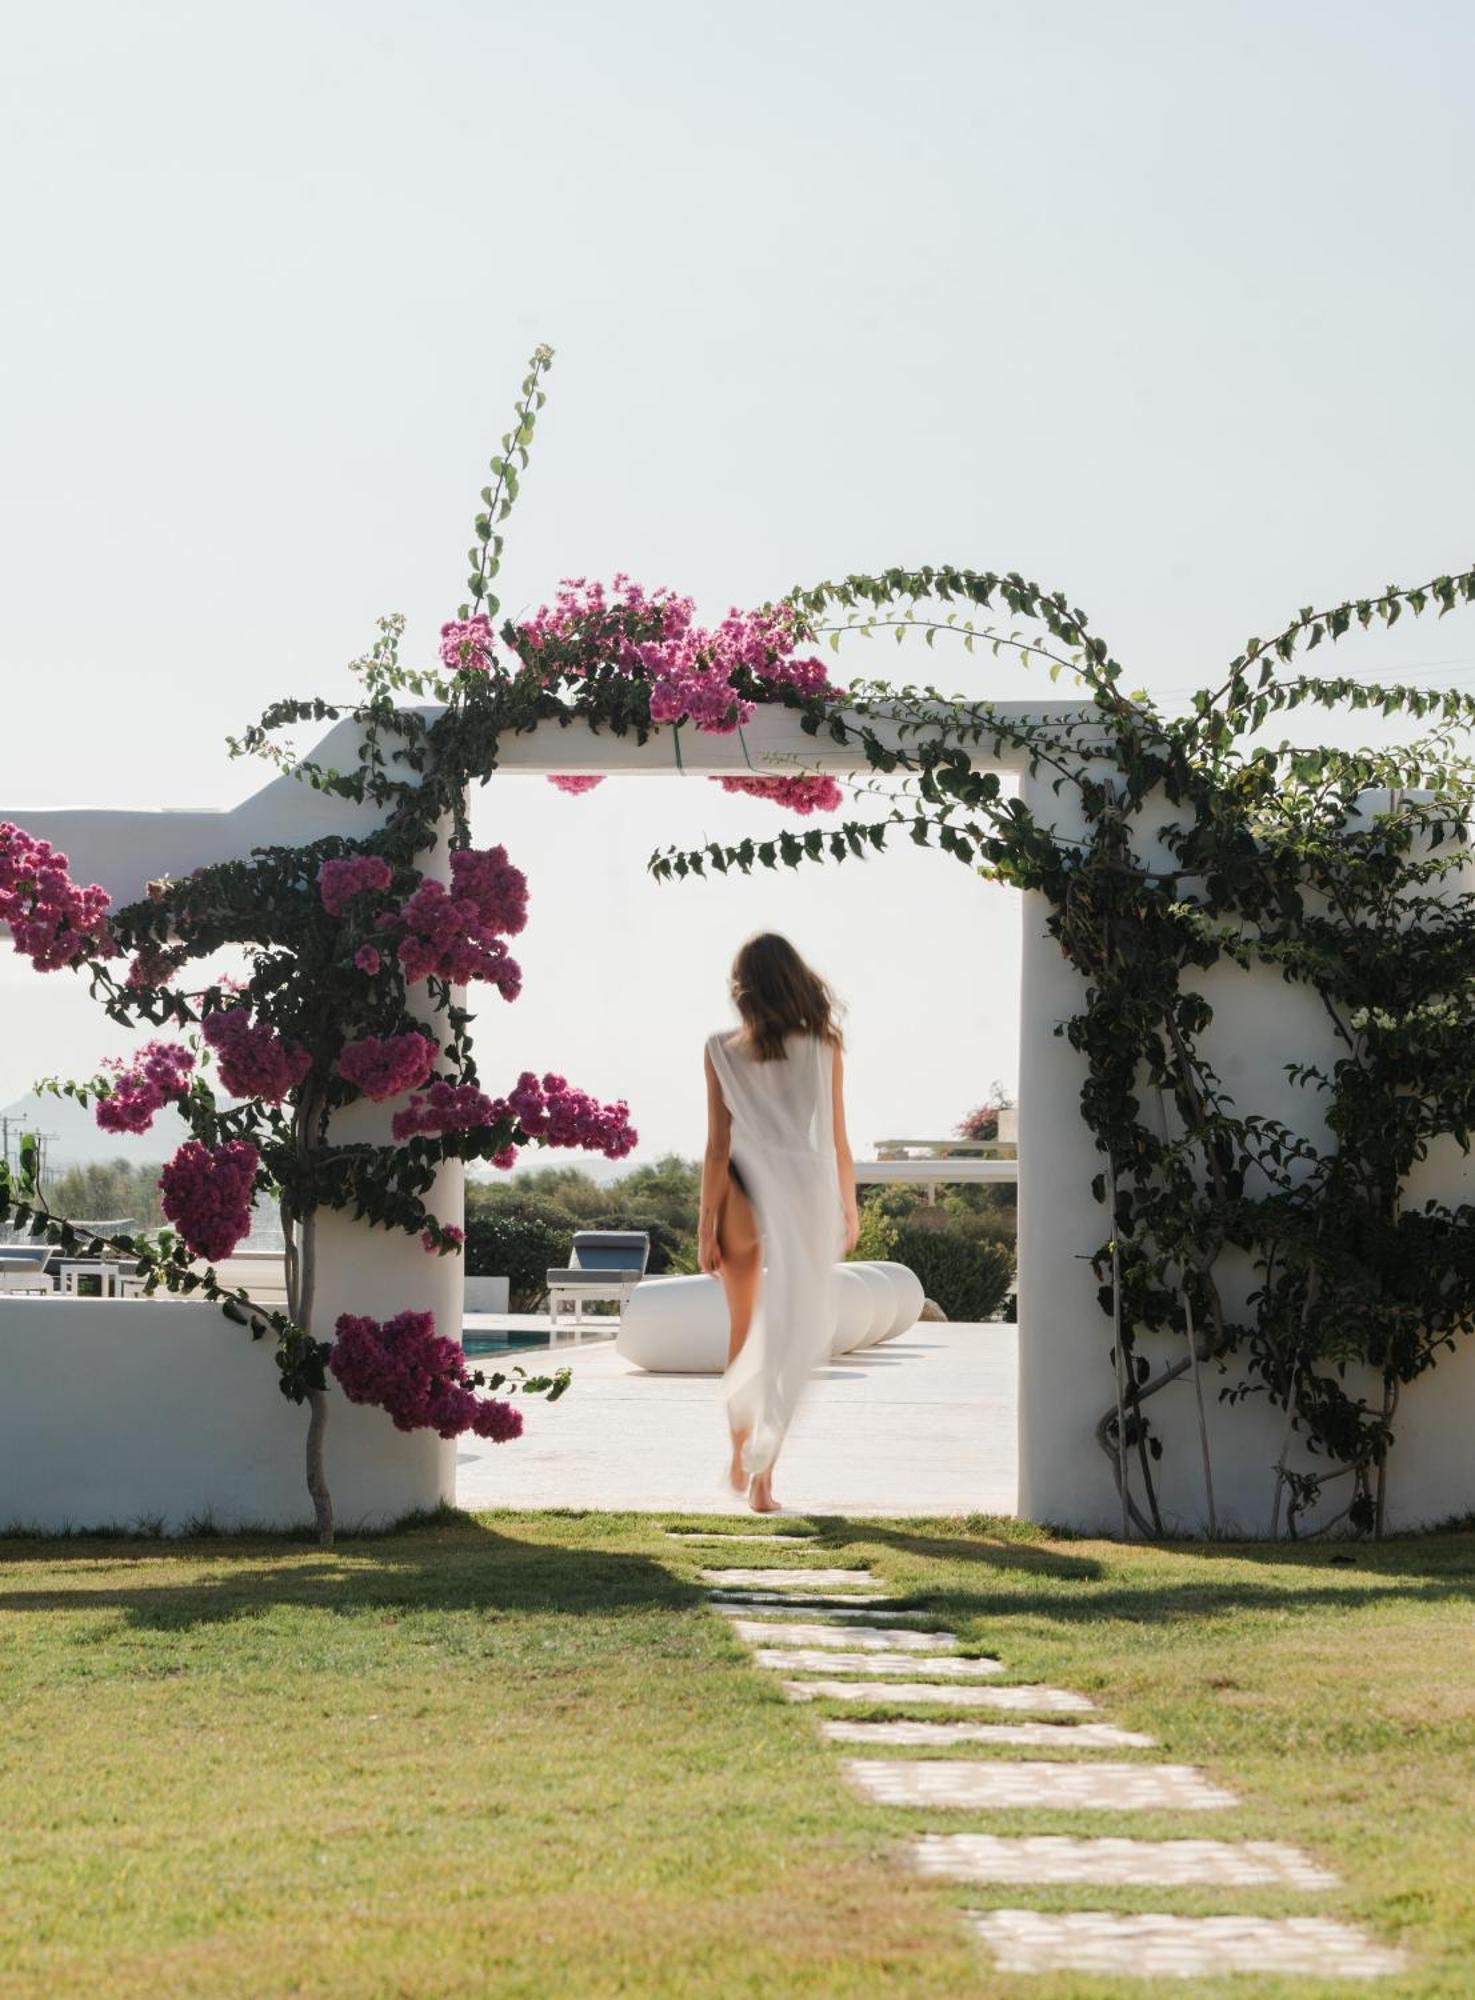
[0,1512,1472,1997]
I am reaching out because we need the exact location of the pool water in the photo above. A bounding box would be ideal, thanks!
[463,1330,553,1358]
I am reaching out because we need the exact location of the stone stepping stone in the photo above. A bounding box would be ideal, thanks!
[727,1619,957,1653]
[700,1568,880,1590]
[915,1833,1336,1890]
[712,1601,919,1624]
[708,1589,896,1610]
[823,1719,1155,1750]
[785,1680,1095,1712]
[846,1759,1237,1811]
[666,1531,817,1542]
[968,1910,1404,1979]
[755,1648,1003,1678]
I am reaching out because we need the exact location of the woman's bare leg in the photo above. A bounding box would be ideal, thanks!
[717,1176,761,1492]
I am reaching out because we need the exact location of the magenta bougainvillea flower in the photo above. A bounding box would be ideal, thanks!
[329,1308,523,1440]
[438,614,496,675]
[715,774,844,815]
[516,576,838,738]
[159,1139,259,1262]
[201,1006,312,1103]
[336,1030,438,1102]
[318,853,393,917]
[95,1041,195,1134]
[0,823,114,971]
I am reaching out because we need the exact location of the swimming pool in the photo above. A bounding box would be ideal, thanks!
[463,1329,554,1358]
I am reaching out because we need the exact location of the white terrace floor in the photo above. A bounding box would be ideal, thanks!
[456,1318,1018,1516]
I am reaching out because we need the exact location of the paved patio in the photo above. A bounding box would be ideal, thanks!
[455,1318,1018,1515]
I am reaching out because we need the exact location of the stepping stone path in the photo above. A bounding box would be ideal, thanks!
[753,1647,1003,1678]
[665,1531,817,1543]
[846,1758,1239,1811]
[726,1619,957,1652]
[712,1602,920,1624]
[969,1911,1406,1979]
[914,1833,1338,1890]
[708,1589,895,1609]
[823,1719,1155,1750]
[783,1679,1095,1710]
[685,1536,1405,1981]
[699,1568,881,1590]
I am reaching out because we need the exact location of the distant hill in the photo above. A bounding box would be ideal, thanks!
[2,1089,651,1183]
[0,1091,165,1175]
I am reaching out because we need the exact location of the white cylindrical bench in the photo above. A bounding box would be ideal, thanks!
[847,1263,896,1349]
[866,1261,926,1342]
[617,1260,924,1374]
[830,1265,876,1357]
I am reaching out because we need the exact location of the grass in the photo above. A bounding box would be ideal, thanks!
[0,1512,1472,1997]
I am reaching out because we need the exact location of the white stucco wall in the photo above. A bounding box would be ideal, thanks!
[10,702,1474,1537]
[0,1298,453,1532]
[1017,771,1475,1535]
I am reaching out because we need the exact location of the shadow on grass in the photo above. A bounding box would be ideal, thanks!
[0,1508,702,1630]
[803,1517,1475,1626]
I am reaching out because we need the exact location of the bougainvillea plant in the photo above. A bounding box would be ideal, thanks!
[654,561,1475,1540]
[0,347,864,1546]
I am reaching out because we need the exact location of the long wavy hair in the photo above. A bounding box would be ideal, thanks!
[730,933,843,1062]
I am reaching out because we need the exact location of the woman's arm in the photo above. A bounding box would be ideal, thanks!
[833,1042,859,1254]
[698,1047,733,1274]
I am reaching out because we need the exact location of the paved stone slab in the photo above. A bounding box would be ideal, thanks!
[712,1601,918,1624]
[846,1759,1237,1810]
[728,1619,957,1653]
[666,1531,817,1542]
[785,1680,1096,1711]
[458,1320,1018,1516]
[700,1568,880,1590]
[915,1833,1336,1889]
[823,1719,1155,1750]
[968,1910,1404,1979]
[756,1648,1003,1678]
[707,1589,895,1609]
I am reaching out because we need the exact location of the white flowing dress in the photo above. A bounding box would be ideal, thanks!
[706,1028,844,1478]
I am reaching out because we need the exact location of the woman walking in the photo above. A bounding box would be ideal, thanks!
[699,933,859,1512]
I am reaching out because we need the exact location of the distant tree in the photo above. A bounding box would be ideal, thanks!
[45,1158,166,1230]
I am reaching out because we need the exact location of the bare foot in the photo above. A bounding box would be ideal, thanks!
[727,1430,749,1494]
[748,1475,782,1514]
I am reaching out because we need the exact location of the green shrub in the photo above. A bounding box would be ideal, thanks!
[888,1223,1014,1322]
[464,1202,580,1309]
[463,1197,689,1307]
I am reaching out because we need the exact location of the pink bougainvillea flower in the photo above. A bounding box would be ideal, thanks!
[353,944,382,975]
[159,1138,258,1262]
[391,1080,503,1142]
[201,1005,312,1103]
[392,847,527,993]
[95,1041,195,1134]
[0,823,114,971]
[506,1070,637,1159]
[714,774,844,815]
[318,853,393,918]
[126,942,182,991]
[514,578,840,738]
[547,774,605,795]
[336,1030,438,1103]
[438,615,496,675]
[329,1307,523,1440]
[420,1223,465,1254]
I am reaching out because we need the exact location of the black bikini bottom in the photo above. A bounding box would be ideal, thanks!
[729,1154,751,1200]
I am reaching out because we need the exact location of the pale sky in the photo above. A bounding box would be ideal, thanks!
[4,0,1474,1162]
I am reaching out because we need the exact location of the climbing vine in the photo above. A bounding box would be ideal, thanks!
[9,340,1475,1543]
[653,560,1475,1537]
